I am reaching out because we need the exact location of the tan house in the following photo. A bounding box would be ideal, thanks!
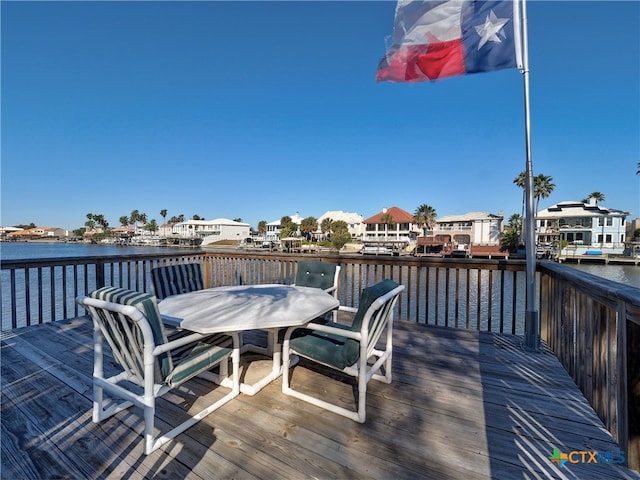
[8,226,67,240]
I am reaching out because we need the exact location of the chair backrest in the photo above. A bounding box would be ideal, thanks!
[294,261,339,294]
[151,263,204,300]
[86,286,172,382]
[343,279,404,366]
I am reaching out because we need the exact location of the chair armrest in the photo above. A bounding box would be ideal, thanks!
[153,331,240,356]
[160,314,182,328]
[153,331,208,356]
[284,322,362,342]
[337,305,357,314]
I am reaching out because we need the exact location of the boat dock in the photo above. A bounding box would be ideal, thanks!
[559,254,640,265]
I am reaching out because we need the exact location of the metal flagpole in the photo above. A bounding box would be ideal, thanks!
[519,0,540,351]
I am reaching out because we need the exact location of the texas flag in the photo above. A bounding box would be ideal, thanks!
[376,0,523,82]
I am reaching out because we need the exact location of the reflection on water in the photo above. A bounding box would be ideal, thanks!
[568,264,640,289]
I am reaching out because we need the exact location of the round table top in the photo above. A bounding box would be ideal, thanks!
[158,284,339,334]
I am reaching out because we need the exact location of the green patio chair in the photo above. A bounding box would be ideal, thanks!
[282,279,404,423]
[77,286,240,455]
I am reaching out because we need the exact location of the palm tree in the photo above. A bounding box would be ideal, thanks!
[320,218,334,239]
[637,162,640,175]
[160,209,167,225]
[533,174,555,214]
[380,212,395,239]
[414,204,437,236]
[129,210,140,225]
[586,192,605,205]
[513,172,527,221]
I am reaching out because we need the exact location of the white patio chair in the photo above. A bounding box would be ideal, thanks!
[77,286,240,455]
[282,279,404,423]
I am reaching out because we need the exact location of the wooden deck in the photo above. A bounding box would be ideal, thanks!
[2,317,638,480]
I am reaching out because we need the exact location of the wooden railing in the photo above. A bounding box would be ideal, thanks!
[538,260,640,470]
[2,249,638,469]
[2,250,528,333]
[0,252,204,329]
[201,251,529,334]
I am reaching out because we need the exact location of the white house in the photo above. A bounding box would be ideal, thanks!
[265,212,303,242]
[432,212,503,247]
[171,219,251,244]
[536,200,629,249]
[317,210,366,239]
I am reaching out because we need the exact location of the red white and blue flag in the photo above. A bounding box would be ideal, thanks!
[376,0,523,83]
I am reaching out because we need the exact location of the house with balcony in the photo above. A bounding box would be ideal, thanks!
[422,212,504,257]
[362,207,417,240]
[536,200,630,252]
[361,207,418,255]
[171,218,251,244]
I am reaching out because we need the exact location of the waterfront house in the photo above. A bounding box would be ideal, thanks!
[0,226,22,239]
[157,222,177,238]
[363,206,418,240]
[8,226,68,240]
[316,210,366,240]
[417,211,504,257]
[536,199,630,250]
[265,212,303,242]
[171,218,251,244]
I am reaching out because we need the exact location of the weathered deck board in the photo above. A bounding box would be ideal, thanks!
[1,318,638,480]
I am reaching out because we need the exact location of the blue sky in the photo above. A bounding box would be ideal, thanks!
[2,1,638,231]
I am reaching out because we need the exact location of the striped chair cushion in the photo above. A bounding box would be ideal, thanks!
[89,286,172,381]
[165,333,234,388]
[151,263,204,300]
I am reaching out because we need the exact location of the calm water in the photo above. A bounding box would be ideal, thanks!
[0,241,191,260]
[569,262,640,289]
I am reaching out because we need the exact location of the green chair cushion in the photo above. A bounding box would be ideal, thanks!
[294,261,337,291]
[290,279,399,369]
[289,320,355,370]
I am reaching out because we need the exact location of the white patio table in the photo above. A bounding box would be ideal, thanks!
[158,284,340,395]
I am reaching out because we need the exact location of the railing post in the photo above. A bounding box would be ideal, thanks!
[96,260,106,289]
[624,300,640,470]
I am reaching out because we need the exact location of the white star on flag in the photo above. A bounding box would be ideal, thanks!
[475,10,510,49]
